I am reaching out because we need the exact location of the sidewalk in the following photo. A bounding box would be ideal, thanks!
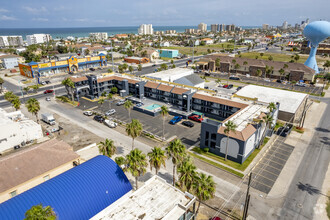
[267,93,328,198]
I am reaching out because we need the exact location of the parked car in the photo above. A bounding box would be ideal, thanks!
[169,116,183,125]
[276,79,283,83]
[152,64,156,67]
[188,59,192,63]
[229,76,240,80]
[89,68,95,71]
[277,124,293,137]
[14,145,20,150]
[93,115,104,123]
[223,84,228,88]
[188,114,203,122]
[45,80,51,84]
[136,103,144,107]
[69,71,74,75]
[204,86,209,89]
[182,121,194,127]
[236,86,242,91]
[104,119,118,128]
[227,84,233,89]
[264,78,271,82]
[45,97,51,101]
[40,81,47,85]
[44,89,53,94]
[83,111,93,116]
[296,82,306,87]
[116,100,125,106]
[105,109,116,116]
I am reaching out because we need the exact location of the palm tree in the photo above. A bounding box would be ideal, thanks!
[279,68,285,81]
[259,113,273,149]
[26,98,40,123]
[31,84,40,93]
[126,119,143,150]
[160,105,169,140]
[177,157,197,192]
[243,61,248,71]
[193,172,216,214]
[24,204,56,220]
[4,91,15,102]
[23,87,30,95]
[234,63,240,74]
[98,139,116,158]
[215,79,221,86]
[126,148,148,189]
[147,147,167,175]
[12,97,21,111]
[115,156,126,168]
[0,77,4,94]
[256,69,262,84]
[166,139,186,186]
[128,66,134,73]
[267,102,277,113]
[215,58,220,71]
[294,54,300,63]
[259,52,264,58]
[62,78,75,101]
[98,98,105,109]
[124,100,134,119]
[107,93,113,109]
[223,121,237,161]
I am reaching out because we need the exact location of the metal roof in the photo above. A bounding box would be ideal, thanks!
[0,155,132,220]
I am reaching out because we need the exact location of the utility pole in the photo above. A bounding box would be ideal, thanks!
[192,40,195,65]
[242,172,252,220]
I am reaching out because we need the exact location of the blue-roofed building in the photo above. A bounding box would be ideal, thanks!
[158,49,179,58]
[0,155,132,220]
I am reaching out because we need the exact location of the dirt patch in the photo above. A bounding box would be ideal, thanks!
[52,113,103,151]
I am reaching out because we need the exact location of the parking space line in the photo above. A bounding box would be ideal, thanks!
[268,149,291,158]
[264,154,287,163]
[263,156,287,167]
[251,179,273,189]
[259,161,283,172]
[254,171,277,183]
[257,165,282,177]
[274,146,294,154]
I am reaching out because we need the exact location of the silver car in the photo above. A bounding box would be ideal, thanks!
[105,109,116,116]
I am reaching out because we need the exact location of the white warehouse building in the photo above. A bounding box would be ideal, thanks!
[0,108,43,154]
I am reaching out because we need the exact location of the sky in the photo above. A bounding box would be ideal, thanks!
[0,0,329,28]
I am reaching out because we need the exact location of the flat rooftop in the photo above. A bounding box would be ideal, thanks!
[144,68,193,80]
[236,85,308,114]
[92,176,195,220]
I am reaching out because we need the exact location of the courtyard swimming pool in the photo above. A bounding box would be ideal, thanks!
[144,104,162,111]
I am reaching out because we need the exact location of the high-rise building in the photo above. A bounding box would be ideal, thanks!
[198,23,207,32]
[230,24,236,31]
[211,24,218,32]
[219,24,225,32]
[138,24,154,35]
[26,34,52,45]
[0,36,24,47]
[89,32,108,41]
[262,24,269,30]
[165,30,176,34]
[282,21,288,30]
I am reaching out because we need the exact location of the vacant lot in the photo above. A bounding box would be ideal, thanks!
[238,52,328,64]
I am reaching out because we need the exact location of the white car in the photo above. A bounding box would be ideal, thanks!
[45,97,51,101]
[83,111,93,116]
[104,119,118,128]
[116,100,125,106]
[105,109,116,116]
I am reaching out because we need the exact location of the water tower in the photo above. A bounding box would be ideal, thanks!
[303,21,330,73]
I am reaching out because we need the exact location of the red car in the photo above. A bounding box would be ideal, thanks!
[223,84,228,88]
[44,90,53,94]
[188,114,203,122]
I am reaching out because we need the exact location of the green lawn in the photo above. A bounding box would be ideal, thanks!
[188,152,244,178]
[191,137,270,172]
[238,52,327,64]
[201,43,245,49]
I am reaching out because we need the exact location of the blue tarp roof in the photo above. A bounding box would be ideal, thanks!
[0,155,132,220]
[28,61,38,66]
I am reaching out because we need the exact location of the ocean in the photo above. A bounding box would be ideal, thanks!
[0,26,260,39]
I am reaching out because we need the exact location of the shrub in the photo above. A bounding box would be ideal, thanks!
[203,148,209,153]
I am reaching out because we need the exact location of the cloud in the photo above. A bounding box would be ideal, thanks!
[22,6,47,14]
[75,18,88,22]
[0,15,17,21]
[0,8,9,13]
[32,18,49,22]
[54,6,70,11]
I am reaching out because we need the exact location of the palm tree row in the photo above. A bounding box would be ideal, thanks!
[4,91,21,111]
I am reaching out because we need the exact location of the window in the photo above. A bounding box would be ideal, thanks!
[204,140,209,146]
[205,131,209,140]
[10,190,17,198]
[43,175,50,181]
[211,133,217,140]
[210,141,216,149]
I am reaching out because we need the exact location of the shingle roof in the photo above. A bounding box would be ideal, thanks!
[192,93,248,109]
[144,81,159,89]
[174,74,204,86]
[70,76,88,83]
[218,124,256,141]
[157,84,173,92]
[171,87,189,95]
[0,139,79,193]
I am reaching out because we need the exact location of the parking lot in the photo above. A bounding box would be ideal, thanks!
[78,98,202,147]
[201,72,323,95]
[247,136,294,194]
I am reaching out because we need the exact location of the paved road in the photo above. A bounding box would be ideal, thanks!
[279,97,330,219]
